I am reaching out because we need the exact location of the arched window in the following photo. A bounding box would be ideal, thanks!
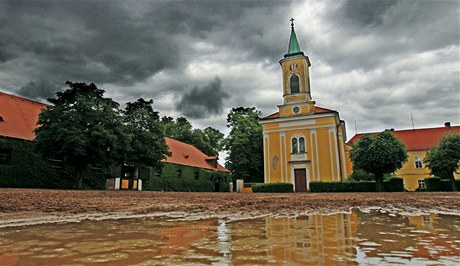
[290,75,300,94]
[299,137,305,153]
[292,138,298,154]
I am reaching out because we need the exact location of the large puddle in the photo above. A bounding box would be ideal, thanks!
[0,210,459,265]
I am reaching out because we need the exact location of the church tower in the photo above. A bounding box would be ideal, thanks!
[260,19,349,192]
[278,19,316,118]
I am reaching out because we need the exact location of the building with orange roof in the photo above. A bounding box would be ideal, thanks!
[163,137,228,173]
[0,90,228,191]
[259,21,348,191]
[346,124,460,191]
[0,91,47,141]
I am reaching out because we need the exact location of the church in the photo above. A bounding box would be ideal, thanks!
[260,20,349,192]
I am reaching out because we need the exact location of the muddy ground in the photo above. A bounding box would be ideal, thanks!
[0,189,458,226]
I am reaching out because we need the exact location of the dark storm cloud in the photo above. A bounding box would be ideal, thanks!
[0,0,458,135]
[0,0,289,98]
[17,80,63,101]
[314,0,460,71]
[176,77,229,119]
[342,0,398,26]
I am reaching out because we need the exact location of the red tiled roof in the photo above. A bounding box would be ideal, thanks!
[163,138,229,172]
[347,126,460,151]
[0,91,47,140]
[261,106,336,120]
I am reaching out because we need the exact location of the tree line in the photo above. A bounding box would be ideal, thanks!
[34,81,264,189]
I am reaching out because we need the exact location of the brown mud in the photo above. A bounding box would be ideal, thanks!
[0,189,458,227]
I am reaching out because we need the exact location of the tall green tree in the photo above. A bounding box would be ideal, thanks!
[349,131,408,192]
[223,107,263,183]
[123,98,169,170]
[160,116,223,156]
[424,133,460,191]
[161,116,194,142]
[204,127,225,153]
[35,81,129,189]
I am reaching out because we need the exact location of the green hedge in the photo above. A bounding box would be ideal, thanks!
[425,177,460,191]
[425,177,441,191]
[144,163,230,192]
[252,183,293,193]
[384,177,405,192]
[0,138,108,189]
[310,178,405,192]
[310,181,374,192]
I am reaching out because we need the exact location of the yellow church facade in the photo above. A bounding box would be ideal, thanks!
[260,21,349,192]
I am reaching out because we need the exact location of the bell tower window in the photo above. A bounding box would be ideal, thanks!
[290,75,300,94]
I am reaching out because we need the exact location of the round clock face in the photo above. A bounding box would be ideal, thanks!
[293,106,300,114]
[290,63,297,71]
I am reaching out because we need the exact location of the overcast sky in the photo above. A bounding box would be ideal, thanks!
[1,0,459,140]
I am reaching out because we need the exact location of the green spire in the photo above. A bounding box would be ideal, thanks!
[285,18,304,58]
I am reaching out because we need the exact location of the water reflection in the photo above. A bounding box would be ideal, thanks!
[0,210,458,265]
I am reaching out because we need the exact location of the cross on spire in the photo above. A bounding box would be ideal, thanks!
[290,18,295,29]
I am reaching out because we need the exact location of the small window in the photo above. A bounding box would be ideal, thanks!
[414,157,423,169]
[0,150,11,165]
[292,138,298,154]
[176,169,182,178]
[155,169,162,177]
[418,179,426,189]
[299,137,305,153]
[194,171,199,180]
[91,166,102,173]
[290,75,300,94]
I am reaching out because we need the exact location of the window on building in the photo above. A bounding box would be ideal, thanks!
[418,179,426,189]
[292,137,307,154]
[292,138,298,154]
[176,169,182,178]
[299,137,305,153]
[414,157,423,169]
[194,171,199,179]
[0,150,11,165]
[290,75,300,94]
[48,159,63,169]
[155,169,162,177]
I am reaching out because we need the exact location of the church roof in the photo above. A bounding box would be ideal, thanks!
[347,125,460,152]
[0,91,47,140]
[163,137,229,172]
[260,106,337,120]
[284,20,304,58]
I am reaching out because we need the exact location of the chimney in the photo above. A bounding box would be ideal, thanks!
[445,122,451,129]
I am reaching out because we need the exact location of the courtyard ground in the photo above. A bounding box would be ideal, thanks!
[0,189,458,227]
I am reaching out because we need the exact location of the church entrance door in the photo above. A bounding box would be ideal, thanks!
[294,169,307,192]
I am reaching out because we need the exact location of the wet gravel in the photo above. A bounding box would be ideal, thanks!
[0,189,458,223]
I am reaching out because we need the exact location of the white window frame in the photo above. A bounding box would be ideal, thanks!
[414,157,423,169]
[291,135,306,154]
[418,179,426,189]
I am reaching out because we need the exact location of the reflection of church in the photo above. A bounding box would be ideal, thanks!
[260,20,349,191]
[264,213,357,264]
